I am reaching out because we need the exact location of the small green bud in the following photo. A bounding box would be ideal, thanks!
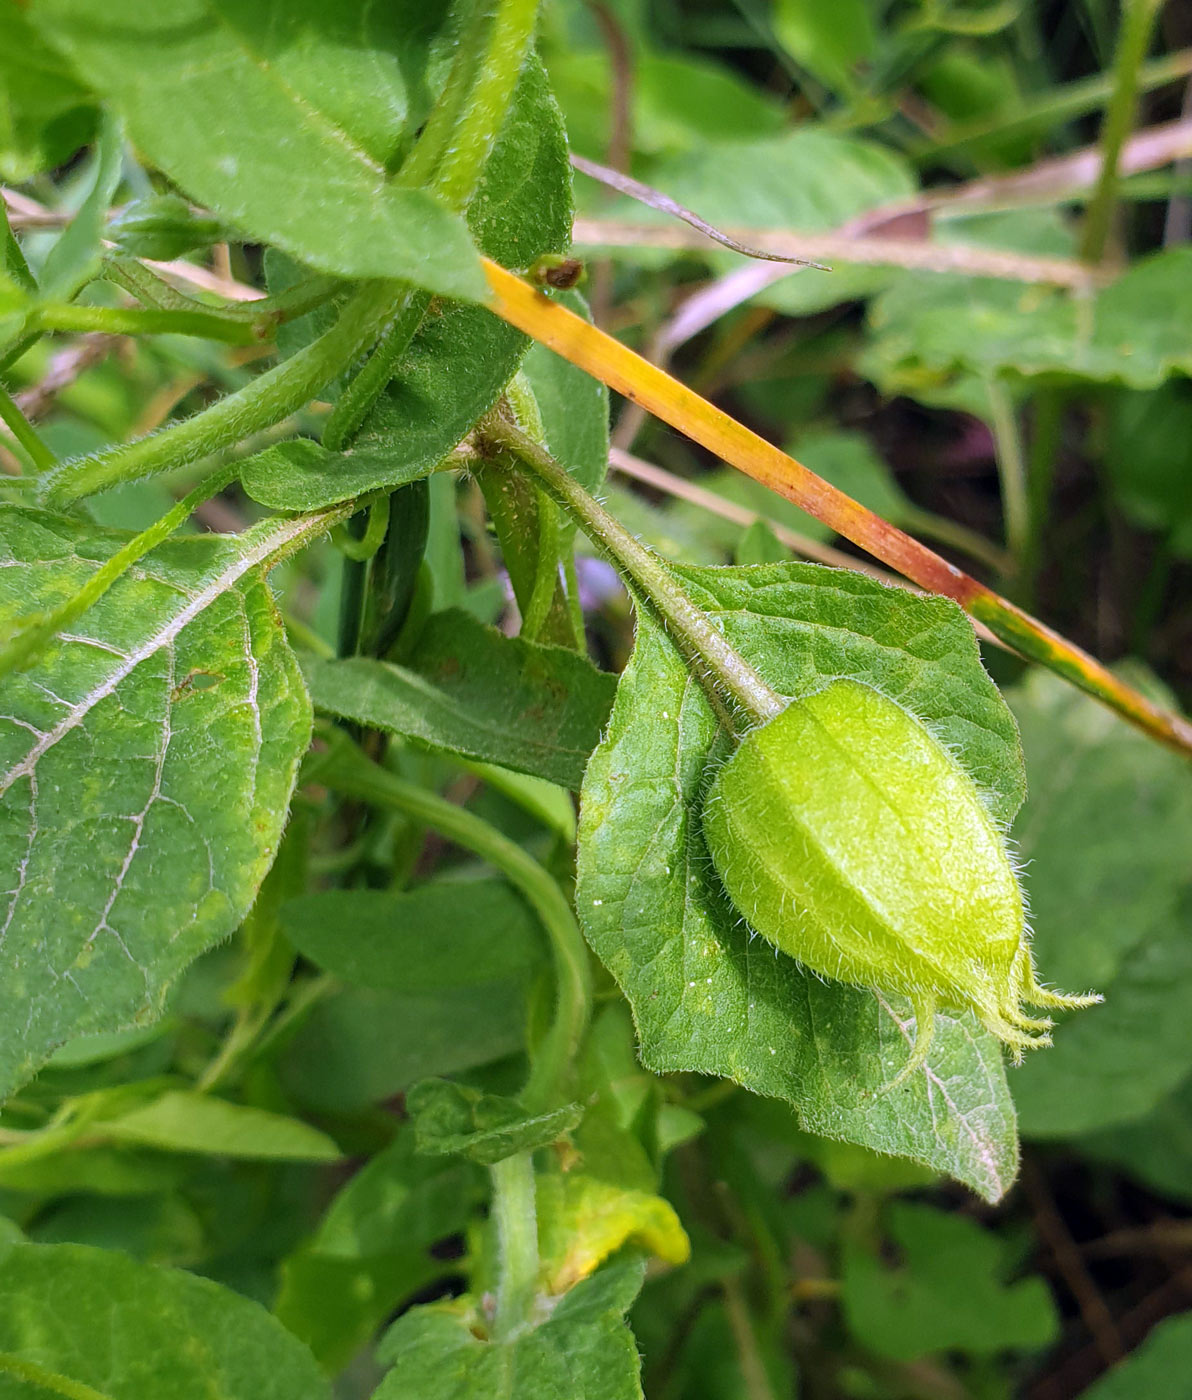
[109,195,225,261]
[702,679,1099,1083]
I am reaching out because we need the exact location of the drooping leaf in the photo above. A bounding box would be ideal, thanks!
[467,53,573,269]
[536,1172,690,1294]
[28,0,486,299]
[275,1132,484,1371]
[281,880,545,993]
[841,1202,1058,1360]
[101,1091,342,1162]
[407,1079,583,1165]
[0,1239,330,1399]
[303,607,616,790]
[577,562,1025,1201]
[1009,674,1192,1137]
[374,1260,647,1400]
[0,506,317,1101]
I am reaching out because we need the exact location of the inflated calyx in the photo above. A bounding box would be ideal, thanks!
[702,679,1099,1083]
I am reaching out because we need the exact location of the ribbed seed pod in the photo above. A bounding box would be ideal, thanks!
[702,679,1099,1083]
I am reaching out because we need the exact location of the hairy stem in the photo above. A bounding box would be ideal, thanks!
[480,410,784,730]
[40,282,399,506]
[491,1150,540,1340]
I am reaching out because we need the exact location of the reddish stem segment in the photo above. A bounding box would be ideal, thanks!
[481,257,1192,759]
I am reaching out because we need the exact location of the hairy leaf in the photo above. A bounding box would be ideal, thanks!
[375,1261,646,1400]
[0,506,316,1101]
[407,1079,583,1165]
[0,1239,329,1399]
[28,0,486,299]
[577,562,1024,1201]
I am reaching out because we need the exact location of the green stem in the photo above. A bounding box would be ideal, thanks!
[105,254,340,325]
[40,282,399,507]
[29,303,260,345]
[985,377,1029,563]
[0,1354,115,1400]
[1021,388,1065,604]
[0,461,241,682]
[1079,0,1164,263]
[0,385,55,472]
[310,731,591,1112]
[491,1150,540,1341]
[431,0,541,210]
[479,411,784,729]
[722,1277,777,1400]
[322,290,429,451]
[331,493,390,561]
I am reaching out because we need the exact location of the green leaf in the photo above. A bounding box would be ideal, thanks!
[577,562,1024,1202]
[374,1261,646,1400]
[303,608,616,789]
[0,506,315,1101]
[1008,674,1192,1137]
[275,1132,484,1371]
[39,113,123,302]
[0,1239,330,1399]
[278,982,529,1114]
[281,880,545,992]
[101,1091,341,1162]
[241,304,526,511]
[773,0,876,92]
[1077,1313,1192,1400]
[467,54,573,269]
[1105,384,1192,554]
[28,0,486,300]
[864,245,1192,392]
[1081,1075,1192,1205]
[407,1079,583,1165]
[841,1202,1058,1360]
[0,1,97,181]
[521,291,610,497]
[549,50,786,162]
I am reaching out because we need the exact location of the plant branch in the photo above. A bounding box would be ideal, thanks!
[480,410,784,729]
[480,257,1192,757]
[1080,0,1166,263]
[491,1150,540,1341]
[0,385,55,473]
[39,282,399,507]
[308,729,591,1113]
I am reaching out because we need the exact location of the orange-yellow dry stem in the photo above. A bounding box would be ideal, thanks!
[481,257,1192,760]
